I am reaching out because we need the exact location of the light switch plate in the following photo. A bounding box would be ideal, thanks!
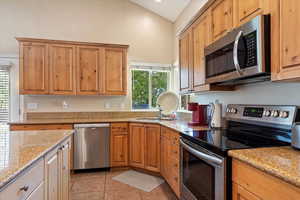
[105,102,111,109]
[27,103,38,110]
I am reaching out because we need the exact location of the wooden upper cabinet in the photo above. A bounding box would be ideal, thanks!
[210,0,233,42]
[49,44,76,95]
[273,0,300,81]
[17,38,129,96]
[76,46,103,95]
[129,123,145,168]
[233,0,266,27]
[19,42,49,94]
[179,30,192,93]
[144,124,161,172]
[103,48,127,95]
[192,12,211,91]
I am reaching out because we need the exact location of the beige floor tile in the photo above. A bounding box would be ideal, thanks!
[71,191,104,200]
[71,178,105,193]
[140,183,178,200]
[104,189,142,200]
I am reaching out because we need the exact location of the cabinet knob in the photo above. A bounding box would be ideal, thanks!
[20,186,29,192]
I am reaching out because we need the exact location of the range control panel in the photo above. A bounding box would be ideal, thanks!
[226,104,299,128]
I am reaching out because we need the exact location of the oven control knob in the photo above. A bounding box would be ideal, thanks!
[231,108,237,114]
[280,111,289,118]
[264,110,271,117]
[273,110,279,118]
[227,108,231,113]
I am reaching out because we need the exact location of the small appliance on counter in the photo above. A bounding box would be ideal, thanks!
[209,100,222,128]
[292,123,300,149]
[188,103,208,126]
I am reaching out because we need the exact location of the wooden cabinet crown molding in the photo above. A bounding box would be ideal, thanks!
[16,37,129,49]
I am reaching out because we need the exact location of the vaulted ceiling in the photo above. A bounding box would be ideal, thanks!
[129,0,191,22]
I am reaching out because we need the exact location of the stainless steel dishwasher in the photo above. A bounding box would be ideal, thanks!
[73,123,110,170]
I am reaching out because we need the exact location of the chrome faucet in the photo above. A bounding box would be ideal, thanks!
[157,104,163,120]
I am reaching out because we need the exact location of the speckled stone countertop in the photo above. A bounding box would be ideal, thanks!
[229,146,300,187]
[0,129,73,190]
[9,118,209,134]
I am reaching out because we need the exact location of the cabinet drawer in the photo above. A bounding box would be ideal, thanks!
[111,123,128,132]
[25,182,44,200]
[1,158,44,200]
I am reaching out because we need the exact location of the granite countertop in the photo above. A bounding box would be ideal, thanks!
[9,118,209,134]
[0,129,73,190]
[229,146,300,187]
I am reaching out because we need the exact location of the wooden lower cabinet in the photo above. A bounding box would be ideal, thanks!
[129,123,161,172]
[232,159,300,200]
[129,123,145,168]
[45,138,71,200]
[144,124,161,172]
[110,123,129,167]
[161,127,181,198]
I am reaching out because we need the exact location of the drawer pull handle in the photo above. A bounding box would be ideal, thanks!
[20,186,29,192]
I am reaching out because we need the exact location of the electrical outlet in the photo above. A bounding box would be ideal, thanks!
[62,101,69,109]
[105,102,111,109]
[120,103,125,109]
[27,103,38,110]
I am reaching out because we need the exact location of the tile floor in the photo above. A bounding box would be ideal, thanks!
[70,170,178,200]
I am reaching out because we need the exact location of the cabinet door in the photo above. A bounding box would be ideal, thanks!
[19,42,49,94]
[144,124,161,172]
[45,151,60,200]
[76,46,104,95]
[233,183,262,200]
[275,0,300,81]
[102,48,127,95]
[179,30,192,93]
[110,133,128,167]
[60,142,70,200]
[129,124,145,168]
[49,44,76,95]
[211,0,233,42]
[26,182,44,200]
[233,0,265,26]
[192,12,211,91]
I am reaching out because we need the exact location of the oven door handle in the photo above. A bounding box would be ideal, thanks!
[233,30,243,75]
[180,139,223,166]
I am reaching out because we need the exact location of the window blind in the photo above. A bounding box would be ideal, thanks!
[0,69,9,122]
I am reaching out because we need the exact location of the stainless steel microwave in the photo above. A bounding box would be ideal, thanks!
[204,15,271,85]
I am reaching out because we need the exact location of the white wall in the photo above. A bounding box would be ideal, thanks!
[0,0,175,114]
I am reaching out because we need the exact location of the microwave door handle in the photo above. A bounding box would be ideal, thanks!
[233,31,243,75]
[180,139,223,166]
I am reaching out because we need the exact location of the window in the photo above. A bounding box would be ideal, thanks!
[0,66,9,170]
[132,68,170,109]
[0,68,9,122]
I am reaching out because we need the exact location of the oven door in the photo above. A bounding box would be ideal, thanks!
[180,139,226,200]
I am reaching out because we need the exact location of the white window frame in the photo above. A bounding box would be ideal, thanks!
[131,65,171,110]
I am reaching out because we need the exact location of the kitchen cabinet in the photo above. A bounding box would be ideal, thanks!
[49,44,76,95]
[76,46,103,95]
[129,123,161,173]
[272,0,300,81]
[179,30,193,93]
[16,38,129,96]
[160,127,180,197]
[102,48,127,95]
[191,12,211,91]
[233,0,267,27]
[232,159,300,200]
[0,137,71,200]
[110,123,129,167]
[19,42,49,95]
[144,124,161,172]
[45,138,71,200]
[210,0,233,42]
[129,123,145,168]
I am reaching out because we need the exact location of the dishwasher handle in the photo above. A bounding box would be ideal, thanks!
[74,123,110,128]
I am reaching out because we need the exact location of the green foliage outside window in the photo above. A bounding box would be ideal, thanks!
[132,69,168,109]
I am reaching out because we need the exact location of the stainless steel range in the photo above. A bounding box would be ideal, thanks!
[180,104,300,200]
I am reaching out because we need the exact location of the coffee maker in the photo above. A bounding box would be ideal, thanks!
[188,103,208,126]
